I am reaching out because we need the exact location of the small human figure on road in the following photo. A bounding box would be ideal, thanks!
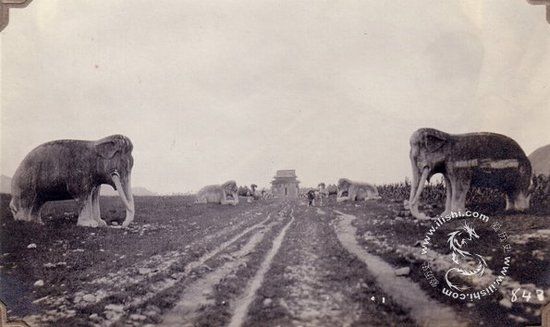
[307,189,316,206]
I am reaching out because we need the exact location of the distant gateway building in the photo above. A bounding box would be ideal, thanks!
[271,170,300,198]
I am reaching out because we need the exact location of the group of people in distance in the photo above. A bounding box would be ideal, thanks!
[306,183,329,207]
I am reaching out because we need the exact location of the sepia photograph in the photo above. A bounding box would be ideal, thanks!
[1,1,549,326]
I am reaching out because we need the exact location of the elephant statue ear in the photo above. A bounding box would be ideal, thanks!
[424,131,447,152]
[223,180,237,190]
[338,178,350,188]
[95,135,133,159]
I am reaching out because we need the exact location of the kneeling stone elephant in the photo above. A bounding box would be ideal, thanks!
[337,178,381,202]
[408,128,532,220]
[196,180,239,205]
[10,135,135,227]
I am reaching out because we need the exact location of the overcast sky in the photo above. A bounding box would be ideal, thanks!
[1,0,549,194]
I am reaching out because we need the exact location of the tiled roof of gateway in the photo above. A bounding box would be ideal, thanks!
[271,170,299,184]
[274,170,297,178]
[271,177,300,184]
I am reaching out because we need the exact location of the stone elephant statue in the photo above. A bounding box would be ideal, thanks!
[528,144,550,176]
[336,178,380,202]
[249,184,261,201]
[407,128,532,220]
[196,180,239,205]
[326,184,338,195]
[529,144,550,194]
[317,183,329,196]
[10,135,135,227]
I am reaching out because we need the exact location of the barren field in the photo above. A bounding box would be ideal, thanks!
[0,193,548,326]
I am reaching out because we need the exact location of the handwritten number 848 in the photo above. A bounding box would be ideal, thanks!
[511,288,544,303]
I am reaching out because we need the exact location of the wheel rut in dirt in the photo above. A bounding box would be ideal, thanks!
[154,202,294,326]
[237,203,414,327]
[227,208,295,327]
[333,210,468,327]
[114,208,282,325]
[160,218,280,326]
[36,204,280,326]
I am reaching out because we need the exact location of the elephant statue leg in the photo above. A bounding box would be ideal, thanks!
[450,172,470,213]
[336,191,348,202]
[221,194,229,205]
[506,189,530,211]
[351,185,361,202]
[30,202,45,224]
[221,193,238,206]
[91,186,107,226]
[11,197,30,221]
[12,195,44,223]
[77,192,98,227]
[514,191,530,211]
[505,193,514,211]
[439,175,453,217]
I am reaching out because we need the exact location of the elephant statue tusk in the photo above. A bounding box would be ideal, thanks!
[110,170,121,183]
[409,167,430,207]
[111,173,135,226]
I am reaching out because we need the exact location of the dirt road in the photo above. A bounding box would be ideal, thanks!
[1,195,547,326]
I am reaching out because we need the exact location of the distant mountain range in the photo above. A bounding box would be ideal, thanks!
[529,144,550,176]
[99,185,157,196]
[0,175,11,194]
[0,175,157,196]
